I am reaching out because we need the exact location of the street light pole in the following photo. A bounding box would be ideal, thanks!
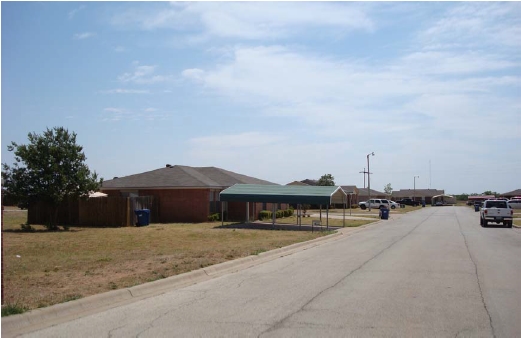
[367,152,375,211]
[414,175,419,204]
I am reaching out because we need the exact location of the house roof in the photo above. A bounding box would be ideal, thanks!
[102,165,277,190]
[220,184,347,204]
[358,188,386,197]
[300,179,319,186]
[340,185,358,194]
[286,181,310,186]
[392,189,444,198]
[501,189,521,197]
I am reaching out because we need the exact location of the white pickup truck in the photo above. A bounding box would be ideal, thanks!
[480,199,513,228]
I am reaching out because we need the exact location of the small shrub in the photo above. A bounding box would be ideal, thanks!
[251,248,267,255]
[207,213,220,222]
[63,294,82,302]
[20,223,34,232]
[259,210,272,220]
[1,303,28,317]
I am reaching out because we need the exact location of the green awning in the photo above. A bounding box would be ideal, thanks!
[219,184,347,205]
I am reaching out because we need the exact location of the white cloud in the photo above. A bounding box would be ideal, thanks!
[397,51,518,75]
[102,107,170,122]
[73,32,95,40]
[68,5,86,20]
[100,89,150,94]
[118,64,173,84]
[113,46,126,52]
[104,107,126,113]
[420,2,521,49]
[110,2,375,40]
[182,68,205,82]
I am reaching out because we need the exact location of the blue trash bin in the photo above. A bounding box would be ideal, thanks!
[135,209,150,226]
[474,204,480,212]
[380,208,389,220]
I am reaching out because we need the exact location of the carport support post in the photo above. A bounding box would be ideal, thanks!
[272,203,275,226]
[298,204,301,229]
[221,202,224,227]
[343,198,346,228]
[320,205,322,223]
[327,204,329,230]
[246,202,249,224]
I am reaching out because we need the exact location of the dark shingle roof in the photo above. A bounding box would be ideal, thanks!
[102,165,277,189]
[358,188,386,197]
[392,189,444,198]
[501,189,521,197]
[340,185,358,194]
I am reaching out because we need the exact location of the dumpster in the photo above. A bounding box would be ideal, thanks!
[135,209,150,226]
[379,208,389,220]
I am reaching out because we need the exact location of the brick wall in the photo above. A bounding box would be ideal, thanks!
[139,189,210,223]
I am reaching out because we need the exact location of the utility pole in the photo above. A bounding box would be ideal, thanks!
[367,152,375,211]
[359,168,371,189]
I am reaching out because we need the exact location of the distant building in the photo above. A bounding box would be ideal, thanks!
[392,189,444,204]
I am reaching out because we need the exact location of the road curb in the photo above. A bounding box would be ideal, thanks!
[1,222,376,337]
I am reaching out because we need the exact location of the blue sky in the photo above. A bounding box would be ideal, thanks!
[1,2,520,195]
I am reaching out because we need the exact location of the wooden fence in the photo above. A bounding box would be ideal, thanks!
[28,196,157,227]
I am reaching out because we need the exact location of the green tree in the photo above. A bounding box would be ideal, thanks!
[384,183,393,196]
[2,127,102,230]
[317,174,335,186]
[456,194,469,201]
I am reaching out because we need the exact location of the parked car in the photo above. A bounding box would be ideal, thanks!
[389,201,400,209]
[508,197,521,209]
[480,199,513,228]
[396,198,420,206]
[359,199,391,210]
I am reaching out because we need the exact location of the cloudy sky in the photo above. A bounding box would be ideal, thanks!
[2,2,520,195]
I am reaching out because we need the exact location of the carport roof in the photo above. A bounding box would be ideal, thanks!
[220,184,347,204]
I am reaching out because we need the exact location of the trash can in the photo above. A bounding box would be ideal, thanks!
[135,209,150,226]
[379,208,389,220]
[474,204,480,212]
[422,201,426,207]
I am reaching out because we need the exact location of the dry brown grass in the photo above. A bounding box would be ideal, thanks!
[1,208,373,312]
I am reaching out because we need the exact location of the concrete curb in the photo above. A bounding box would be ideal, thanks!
[1,222,377,337]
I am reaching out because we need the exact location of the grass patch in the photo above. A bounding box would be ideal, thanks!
[274,215,375,228]
[1,303,28,317]
[1,208,333,312]
[251,248,267,255]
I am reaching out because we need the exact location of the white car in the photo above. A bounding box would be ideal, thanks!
[359,199,394,210]
[389,201,399,209]
[508,198,521,209]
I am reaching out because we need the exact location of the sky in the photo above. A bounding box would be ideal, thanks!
[1,1,520,195]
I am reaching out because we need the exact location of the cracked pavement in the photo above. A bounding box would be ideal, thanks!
[17,207,521,337]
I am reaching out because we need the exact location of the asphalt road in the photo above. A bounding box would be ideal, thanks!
[19,206,521,337]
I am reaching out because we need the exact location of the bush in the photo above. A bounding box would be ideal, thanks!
[207,213,220,222]
[259,210,272,220]
[20,223,35,232]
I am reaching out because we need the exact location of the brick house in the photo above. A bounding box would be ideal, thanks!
[392,189,444,204]
[358,188,387,202]
[101,165,282,223]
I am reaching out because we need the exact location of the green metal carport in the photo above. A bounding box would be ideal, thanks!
[219,184,347,229]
